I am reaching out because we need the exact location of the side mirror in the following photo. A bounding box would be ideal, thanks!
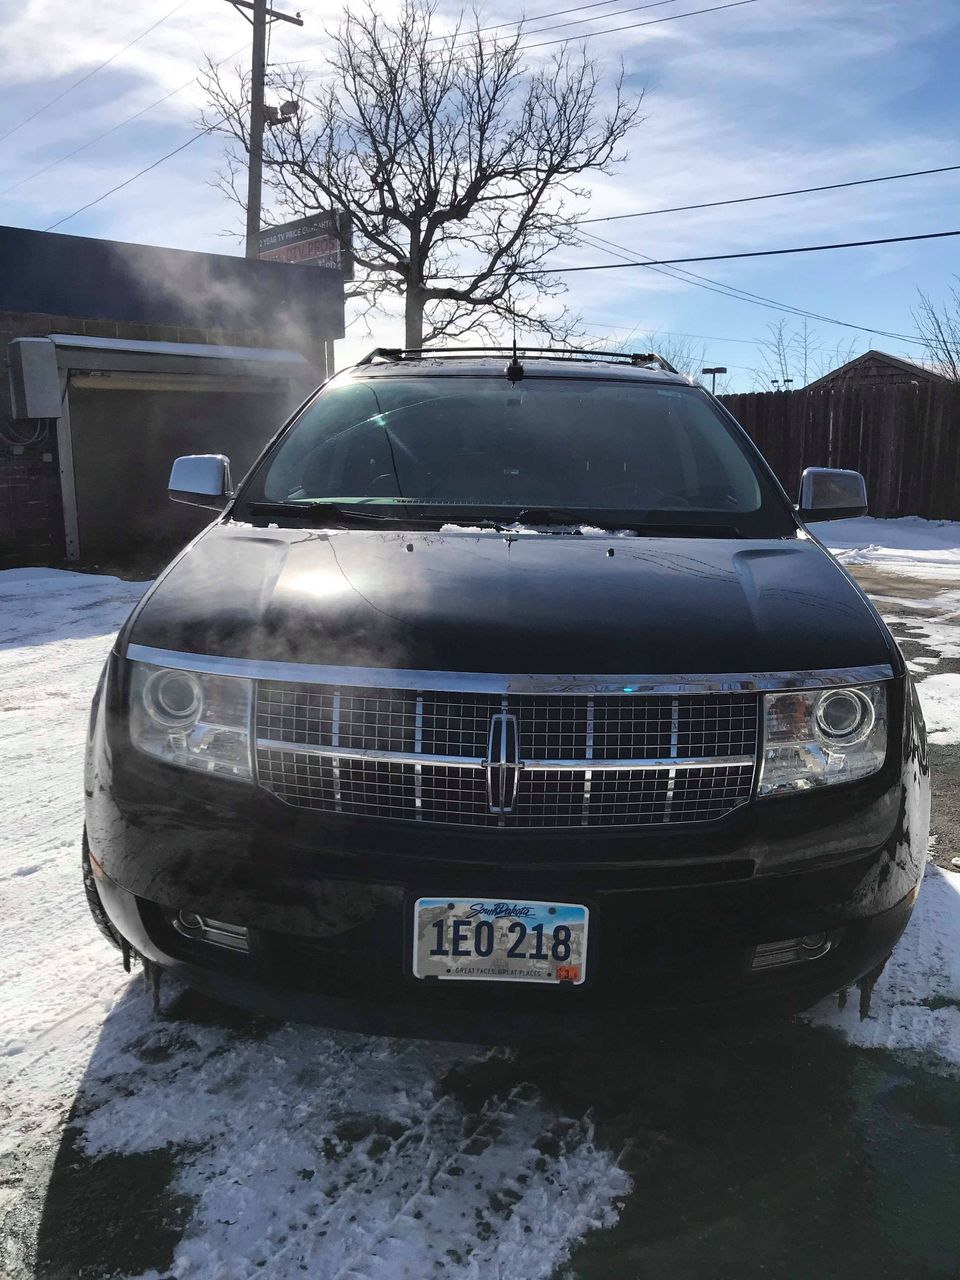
[797,467,867,523]
[169,454,233,510]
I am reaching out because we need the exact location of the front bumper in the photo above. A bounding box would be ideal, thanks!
[89,856,917,1040]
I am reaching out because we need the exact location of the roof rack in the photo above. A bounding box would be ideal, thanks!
[355,345,680,374]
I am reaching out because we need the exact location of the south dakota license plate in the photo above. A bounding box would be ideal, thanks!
[412,898,589,984]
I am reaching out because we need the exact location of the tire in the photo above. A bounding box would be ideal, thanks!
[82,831,122,951]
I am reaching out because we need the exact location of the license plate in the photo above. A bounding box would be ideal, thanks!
[412,897,589,984]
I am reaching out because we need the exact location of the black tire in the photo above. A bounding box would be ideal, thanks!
[82,831,123,951]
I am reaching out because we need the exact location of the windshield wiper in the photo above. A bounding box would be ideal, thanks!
[512,508,740,537]
[247,501,503,531]
[514,508,584,530]
[248,501,439,527]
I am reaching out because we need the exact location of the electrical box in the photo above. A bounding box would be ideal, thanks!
[8,338,61,419]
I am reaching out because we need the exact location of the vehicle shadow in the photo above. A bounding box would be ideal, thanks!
[30,963,960,1280]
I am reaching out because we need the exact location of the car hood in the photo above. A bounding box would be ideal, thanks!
[125,521,894,675]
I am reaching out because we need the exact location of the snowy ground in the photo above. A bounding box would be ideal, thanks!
[809,515,960,581]
[2,521,960,1278]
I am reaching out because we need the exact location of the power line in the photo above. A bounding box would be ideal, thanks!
[0,0,191,146]
[580,319,805,345]
[44,127,216,231]
[417,0,760,52]
[575,226,927,345]
[1,42,250,200]
[578,162,960,225]
[646,259,922,341]
[471,0,687,41]
[522,0,760,49]
[425,0,660,41]
[539,228,960,273]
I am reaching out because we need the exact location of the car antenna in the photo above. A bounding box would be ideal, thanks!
[506,313,524,382]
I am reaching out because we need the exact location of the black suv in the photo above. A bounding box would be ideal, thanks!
[83,347,930,1037]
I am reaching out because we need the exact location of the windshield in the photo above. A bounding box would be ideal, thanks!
[240,375,793,534]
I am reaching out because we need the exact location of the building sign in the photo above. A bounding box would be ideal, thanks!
[258,211,353,276]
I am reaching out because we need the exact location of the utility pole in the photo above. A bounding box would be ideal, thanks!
[246,0,267,259]
[224,0,304,260]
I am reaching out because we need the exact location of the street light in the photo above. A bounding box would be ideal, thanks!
[701,366,727,394]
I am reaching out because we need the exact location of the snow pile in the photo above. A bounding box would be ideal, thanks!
[809,864,960,1066]
[813,516,960,580]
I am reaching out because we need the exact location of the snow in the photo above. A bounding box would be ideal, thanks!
[4,525,960,1273]
[913,673,960,744]
[812,515,960,580]
[809,863,960,1064]
[77,1018,627,1280]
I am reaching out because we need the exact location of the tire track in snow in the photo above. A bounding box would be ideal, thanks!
[77,1015,628,1280]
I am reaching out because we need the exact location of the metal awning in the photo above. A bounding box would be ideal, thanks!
[6,333,319,560]
[9,334,316,417]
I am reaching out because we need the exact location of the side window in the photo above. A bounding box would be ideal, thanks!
[264,384,383,500]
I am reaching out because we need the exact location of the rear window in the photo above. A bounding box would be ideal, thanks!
[243,375,791,532]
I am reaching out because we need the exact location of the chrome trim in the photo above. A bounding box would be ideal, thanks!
[255,738,753,772]
[581,696,595,826]
[172,914,250,953]
[127,645,895,695]
[257,739,484,767]
[414,694,424,819]
[663,696,680,824]
[502,755,754,773]
[330,690,342,813]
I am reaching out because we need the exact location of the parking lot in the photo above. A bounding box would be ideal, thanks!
[2,525,960,1280]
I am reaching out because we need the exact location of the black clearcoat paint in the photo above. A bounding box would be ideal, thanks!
[123,523,896,675]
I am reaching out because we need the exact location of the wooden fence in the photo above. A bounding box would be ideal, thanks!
[719,383,960,520]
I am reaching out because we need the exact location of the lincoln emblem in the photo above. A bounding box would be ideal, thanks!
[485,713,521,813]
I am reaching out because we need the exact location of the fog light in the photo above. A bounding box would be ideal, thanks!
[800,932,828,952]
[171,911,249,952]
[751,932,836,970]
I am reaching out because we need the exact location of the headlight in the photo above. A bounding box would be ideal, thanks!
[758,683,888,796]
[129,661,253,781]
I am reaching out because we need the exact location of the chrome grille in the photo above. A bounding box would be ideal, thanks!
[255,681,759,828]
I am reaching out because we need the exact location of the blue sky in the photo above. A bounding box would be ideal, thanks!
[0,0,958,389]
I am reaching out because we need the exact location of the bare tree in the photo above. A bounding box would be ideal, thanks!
[751,319,792,390]
[640,331,707,380]
[811,335,860,382]
[202,1,642,347]
[750,320,858,389]
[914,281,960,380]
